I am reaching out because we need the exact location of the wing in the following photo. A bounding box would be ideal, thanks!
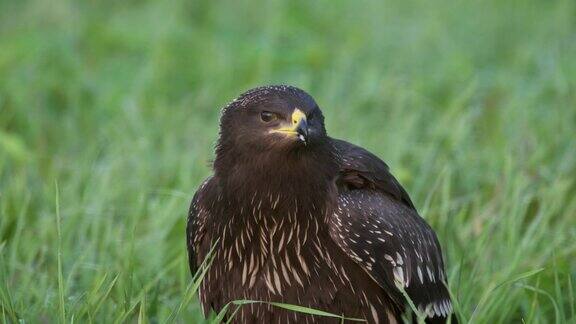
[186,176,216,276]
[332,139,415,210]
[329,139,454,320]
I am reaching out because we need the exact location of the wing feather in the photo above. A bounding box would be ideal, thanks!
[186,177,215,277]
[329,139,455,321]
[333,139,415,209]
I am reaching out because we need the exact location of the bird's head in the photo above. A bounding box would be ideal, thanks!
[216,85,328,156]
[214,85,339,199]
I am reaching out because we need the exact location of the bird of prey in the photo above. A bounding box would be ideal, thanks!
[187,85,455,323]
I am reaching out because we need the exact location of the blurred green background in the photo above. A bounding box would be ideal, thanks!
[1,0,575,322]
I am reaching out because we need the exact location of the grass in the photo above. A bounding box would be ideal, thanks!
[0,0,575,322]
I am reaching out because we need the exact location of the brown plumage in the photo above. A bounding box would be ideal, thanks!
[187,85,456,323]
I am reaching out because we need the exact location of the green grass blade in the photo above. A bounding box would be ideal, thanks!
[55,181,66,324]
[469,268,545,323]
[229,300,365,322]
[516,283,560,324]
[165,238,219,323]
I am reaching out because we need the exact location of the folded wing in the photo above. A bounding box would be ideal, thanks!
[329,139,454,320]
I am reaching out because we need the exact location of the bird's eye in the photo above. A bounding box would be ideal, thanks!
[260,111,278,123]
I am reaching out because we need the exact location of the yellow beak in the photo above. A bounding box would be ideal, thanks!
[271,108,308,140]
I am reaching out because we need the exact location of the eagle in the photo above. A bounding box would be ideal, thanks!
[187,85,455,323]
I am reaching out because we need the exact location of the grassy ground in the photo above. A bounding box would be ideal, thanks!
[1,0,575,322]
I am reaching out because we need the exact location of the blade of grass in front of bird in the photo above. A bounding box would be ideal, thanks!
[211,303,230,324]
[396,284,426,324]
[224,303,242,324]
[165,238,219,323]
[228,300,365,322]
[269,302,366,322]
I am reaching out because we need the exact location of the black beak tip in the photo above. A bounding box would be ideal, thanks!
[296,121,309,143]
